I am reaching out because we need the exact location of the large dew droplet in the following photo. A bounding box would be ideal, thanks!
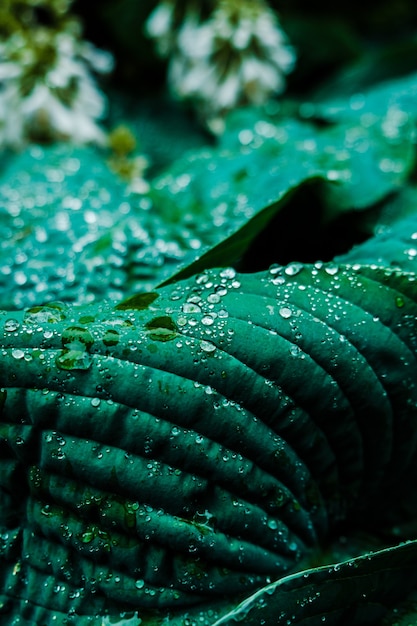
[4,319,20,333]
[279,307,292,319]
[284,263,304,277]
[56,349,93,371]
[12,349,25,360]
[24,303,67,325]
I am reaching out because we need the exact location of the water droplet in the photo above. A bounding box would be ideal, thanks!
[279,307,292,319]
[79,530,95,544]
[91,398,101,408]
[41,505,52,517]
[207,293,221,304]
[238,129,254,145]
[196,273,210,285]
[405,248,417,258]
[135,579,145,590]
[395,296,405,308]
[200,340,216,354]
[182,302,202,314]
[55,349,93,371]
[4,319,20,332]
[12,349,25,360]
[267,519,278,530]
[24,303,67,325]
[102,329,119,347]
[145,316,178,342]
[62,326,94,350]
[284,263,303,276]
[219,268,236,280]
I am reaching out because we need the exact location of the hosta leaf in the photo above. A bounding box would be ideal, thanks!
[1,262,417,624]
[149,125,326,285]
[382,589,417,626]
[153,79,416,285]
[212,540,417,626]
[336,184,417,273]
[220,99,415,215]
[3,61,417,308]
[0,143,202,309]
[311,69,417,123]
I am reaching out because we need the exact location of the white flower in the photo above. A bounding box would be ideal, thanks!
[148,0,295,126]
[0,28,113,148]
[145,1,176,56]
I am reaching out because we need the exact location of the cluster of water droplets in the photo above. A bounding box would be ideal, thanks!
[0,144,209,310]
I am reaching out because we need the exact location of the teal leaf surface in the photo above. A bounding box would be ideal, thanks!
[336,184,417,272]
[152,71,417,284]
[0,144,199,309]
[3,64,417,307]
[1,262,417,624]
[213,540,417,626]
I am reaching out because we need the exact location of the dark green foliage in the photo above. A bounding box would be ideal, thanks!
[2,7,417,625]
[1,262,417,623]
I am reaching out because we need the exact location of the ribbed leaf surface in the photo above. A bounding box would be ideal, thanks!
[1,262,417,623]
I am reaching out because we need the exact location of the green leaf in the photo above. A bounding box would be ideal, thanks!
[382,589,417,626]
[0,143,197,309]
[336,184,417,272]
[1,262,417,623]
[152,77,416,284]
[311,69,417,122]
[212,540,417,626]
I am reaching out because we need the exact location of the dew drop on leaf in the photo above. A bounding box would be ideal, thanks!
[4,319,20,333]
[24,303,67,325]
[200,340,217,354]
[102,329,120,347]
[219,268,237,280]
[55,349,93,371]
[284,263,304,276]
[182,302,202,314]
[62,326,94,350]
[11,349,25,360]
[145,316,178,342]
[279,307,292,319]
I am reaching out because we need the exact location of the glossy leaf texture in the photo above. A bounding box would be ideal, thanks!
[0,143,203,310]
[212,540,417,626]
[1,262,417,624]
[336,183,417,272]
[3,66,417,309]
[152,69,417,285]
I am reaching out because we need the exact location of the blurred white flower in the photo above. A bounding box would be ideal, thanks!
[145,1,176,56]
[146,0,295,127]
[0,28,113,148]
